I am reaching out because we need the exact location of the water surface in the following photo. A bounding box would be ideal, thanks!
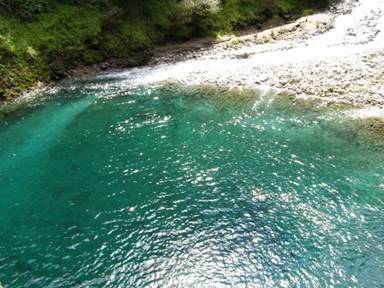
[0,82,383,287]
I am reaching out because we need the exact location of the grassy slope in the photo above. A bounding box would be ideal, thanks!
[0,0,332,100]
[0,5,103,98]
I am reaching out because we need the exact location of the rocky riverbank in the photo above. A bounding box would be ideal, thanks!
[133,0,383,107]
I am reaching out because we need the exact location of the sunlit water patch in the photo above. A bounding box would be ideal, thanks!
[0,82,384,288]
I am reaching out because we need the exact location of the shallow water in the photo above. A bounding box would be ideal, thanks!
[0,82,383,287]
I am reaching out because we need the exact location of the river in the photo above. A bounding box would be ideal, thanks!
[0,1,384,287]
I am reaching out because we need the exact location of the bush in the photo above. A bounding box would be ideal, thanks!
[167,0,221,38]
[0,0,49,19]
[181,0,220,16]
[0,35,15,60]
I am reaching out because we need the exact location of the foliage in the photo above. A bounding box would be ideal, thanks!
[0,0,49,19]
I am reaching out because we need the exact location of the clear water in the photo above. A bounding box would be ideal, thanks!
[0,81,383,288]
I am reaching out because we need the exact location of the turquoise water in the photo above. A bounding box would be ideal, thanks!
[0,80,384,287]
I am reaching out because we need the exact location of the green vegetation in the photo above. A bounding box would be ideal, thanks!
[0,0,335,100]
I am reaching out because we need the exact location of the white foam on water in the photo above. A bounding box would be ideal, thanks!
[346,107,384,119]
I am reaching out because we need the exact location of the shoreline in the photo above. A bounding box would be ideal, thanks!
[138,0,383,108]
[2,0,384,112]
